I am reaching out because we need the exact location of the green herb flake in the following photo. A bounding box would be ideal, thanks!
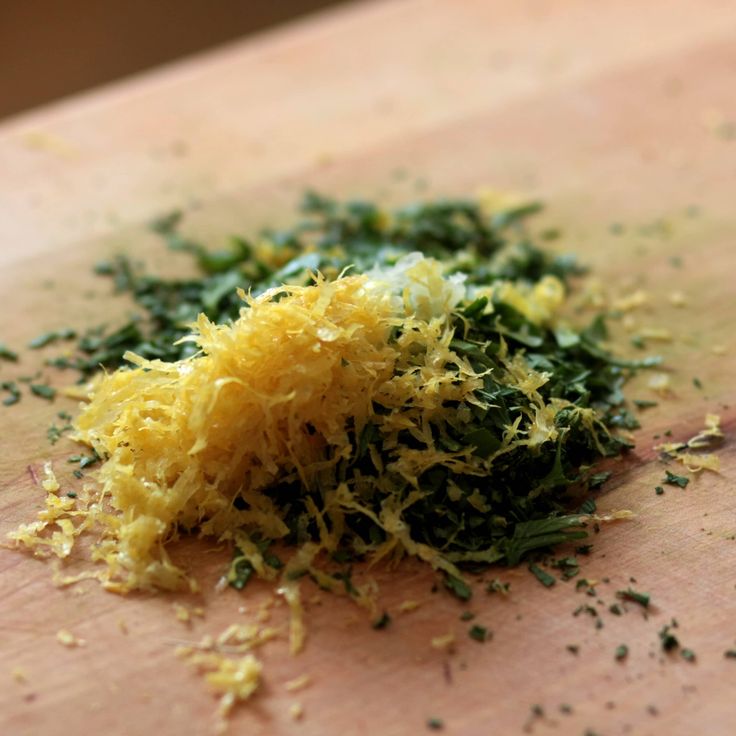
[609,603,622,616]
[72,469,84,479]
[0,343,19,362]
[30,384,56,401]
[66,491,77,498]
[588,471,612,489]
[681,648,696,662]
[658,621,680,652]
[615,644,629,661]
[444,573,472,601]
[655,485,665,495]
[634,399,658,410]
[372,611,391,630]
[664,470,689,488]
[692,377,703,390]
[426,717,444,731]
[616,588,650,608]
[28,328,76,349]
[566,644,579,655]
[529,564,556,588]
[468,624,489,642]
[460,611,475,621]
[1,381,21,406]
[724,650,736,659]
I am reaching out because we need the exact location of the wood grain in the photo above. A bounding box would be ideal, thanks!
[1,1,736,735]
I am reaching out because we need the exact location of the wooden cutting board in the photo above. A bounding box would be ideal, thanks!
[1,1,735,734]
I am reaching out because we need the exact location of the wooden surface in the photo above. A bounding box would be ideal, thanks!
[1,1,736,734]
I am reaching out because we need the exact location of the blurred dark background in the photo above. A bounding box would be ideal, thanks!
[0,0,346,120]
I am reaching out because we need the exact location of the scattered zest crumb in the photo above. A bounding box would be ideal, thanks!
[431,632,456,651]
[56,629,85,647]
[284,674,311,692]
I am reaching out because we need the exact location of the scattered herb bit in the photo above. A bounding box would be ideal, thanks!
[529,564,556,588]
[692,377,703,390]
[444,574,472,602]
[552,556,580,580]
[724,650,736,659]
[460,611,475,621]
[372,611,391,630]
[468,625,489,642]
[588,471,612,490]
[655,485,665,496]
[681,648,696,662]
[609,604,622,616]
[658,621,679,652]
[616,588,650,608]
[30,384,56,401]
[79,452,100,470]
[426,717,444,731]
[663,470,689,489]
[486,578,510,595]
[72,470,84,479]
[578,498,597,515]
[28,328,76,349]
[615,644,629,661]
[566,644,580,655]
[634,399,658,410]
[575,544,593,556]
[0,343,19,362]
[66,491,77,498]
[1,381,21,406]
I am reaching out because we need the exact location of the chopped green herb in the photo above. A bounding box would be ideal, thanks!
[663,470,689,488]
[30,384,56,400]
[588,471,612,489]
[655,485,664,495]
[426,717,444,731]
[66,491,77,498]
[609,603,622,616]
[72,470,84,479]
[658,621,679,652]
[460,611,475,621]
[529,564,556,588]
[372,611,391,630]
[681,648,696,662]
[0,343,19,362]
[616,588,650,608]
[444,573,472,601]
[552,556,580,580]
[468,624,489,642]
[575,544,593,556]
[724,650,736,659]
[1,381,21,406]
[692,377,703,390]
[615,644,629,661]
[634,399,658,410]
[566,644,579,655]
[28,328,76,349]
